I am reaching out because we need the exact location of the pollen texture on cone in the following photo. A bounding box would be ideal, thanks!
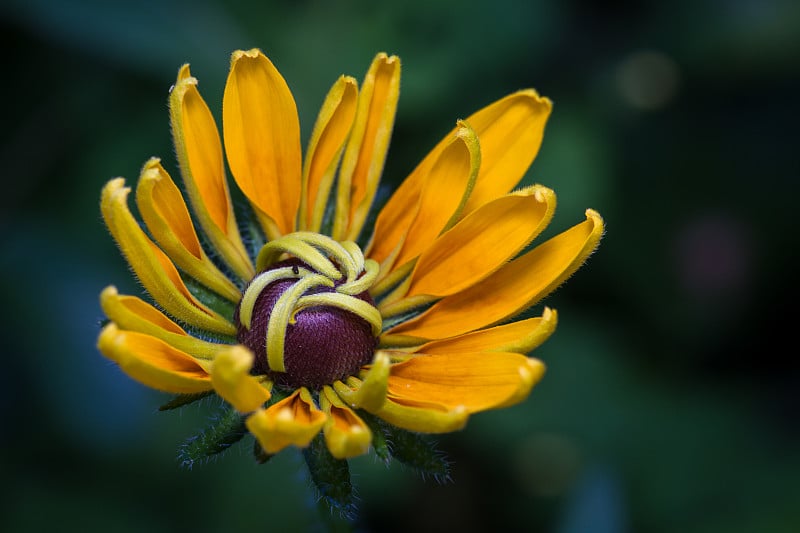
[235,259,378,390]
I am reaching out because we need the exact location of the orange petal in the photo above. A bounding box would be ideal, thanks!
[418,307,558,355]
[97,324,212,393]
[210,346,271,413]
[135,158,241,302]
[169,64,254,280]
[462,90,552,215]
[496,358,547,409]
[368,89,550,264]
[365,164,423,266]
[320,386,372,459]
[223,49,301,237]
[100,286,226,360]
[100,178,237,336]
[390,122,480,270]
[405,186,555,298]
[386,352,544,414]
[391,209,604,339]
[333,53,401,241]
[299,75,359,232]
[246,388,326,454]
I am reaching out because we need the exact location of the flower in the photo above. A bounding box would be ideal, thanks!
[98,49,603,470]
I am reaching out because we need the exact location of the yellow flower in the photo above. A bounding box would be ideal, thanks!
[97,49,603,463]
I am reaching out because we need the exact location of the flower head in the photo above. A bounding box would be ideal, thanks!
[97,48,603,508]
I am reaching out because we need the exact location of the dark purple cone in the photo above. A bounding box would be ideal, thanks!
[234,259,377,391]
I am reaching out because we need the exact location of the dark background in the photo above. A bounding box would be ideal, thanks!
[1,1,797,531]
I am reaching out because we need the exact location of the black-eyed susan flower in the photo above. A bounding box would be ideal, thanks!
[97,48,603,512]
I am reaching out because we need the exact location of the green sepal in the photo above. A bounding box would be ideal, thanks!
[359,411,391,464]
[353,184,389,250]
[240,202,267,260]
[177,403,247,469]
[382,423,452,484]
[379,298,436,333]
[182,276,236,324]
[252,439,274,465]
[318,172,340,238]
[302,434,357,520]
[158,390,214,411]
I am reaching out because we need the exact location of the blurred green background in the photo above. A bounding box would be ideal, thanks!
[1,0,798,531]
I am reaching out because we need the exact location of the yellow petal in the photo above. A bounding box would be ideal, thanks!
[405,185,556,298]
[169,64,254,281]
[246,388,327,454]
[135,158,241,302]
[100,178,237,336]
[299,75,359,232]
[372,396,469,434]
[332,350,391,412]
[390,122,480,271]
[418,307,558,355]
[320,386,372,459]
[333,53,401,241]
[210,346,271,413]
[223,49,301,238]
[377,293,437,326]
[461,90,552,215]
[365,162,423,266]
[97,324,212,393]
[377,332,429,350]
[100,285,226,360]
[386,351,544,413]
[367,89,550,264]
[392,210,604,339]
[369,258,414,303]
[495,358,547,409]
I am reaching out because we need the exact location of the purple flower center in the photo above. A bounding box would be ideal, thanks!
[235,259,378,390]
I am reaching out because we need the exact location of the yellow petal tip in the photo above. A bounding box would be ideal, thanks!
[515,88,553,108]
[375,52,399,64]
[177,63,191,79]
[232,48,263,62]
[586,208,604,223]
[100,284,118,300]
[532,184,556,204]
[141,157,162,171]
[526,357,547,383]
[102,177,127,195]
